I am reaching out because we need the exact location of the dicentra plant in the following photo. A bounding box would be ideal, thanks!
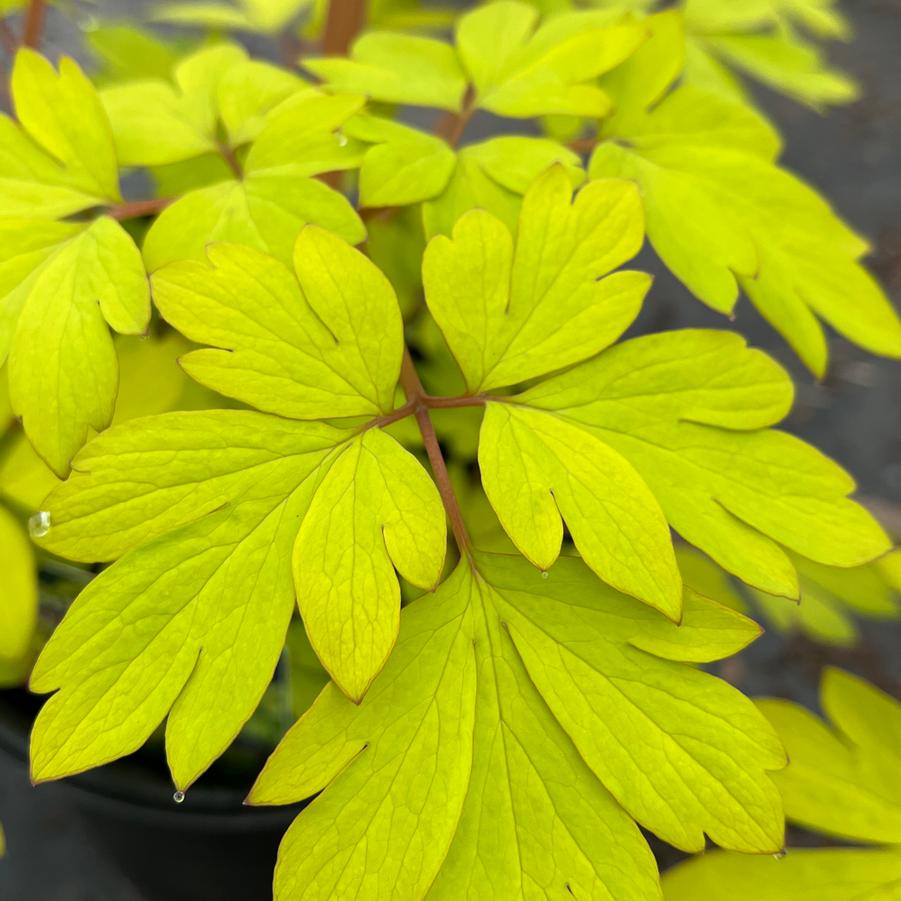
[0,0,899,896]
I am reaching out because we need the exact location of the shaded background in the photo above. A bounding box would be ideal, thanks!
[0,0,899,897]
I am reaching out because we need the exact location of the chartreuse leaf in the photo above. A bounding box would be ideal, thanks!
[421,136,583,238]
[306,32,466,110]
[0,216,150,476]
[100,43,306,166]
[28,234,444,783]
[0,505,36,662]
[483,329,890,604]
[248,553,783,900]
[678,545,901,646]
[683,0,857,108]
[86,24,186,85]
[424,165,649,391]
[344,116,457,209]
[758,667,901,844]
[154,0,311,34]
[142,91,365,269]
[663,847,901,901]
[1,50,121,218]
[306,1,645,117]
[151,228,401,418]
[663,667,901,901]
[592,88,901,374]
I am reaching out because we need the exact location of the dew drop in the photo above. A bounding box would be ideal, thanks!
[29,511,51,539]
[335,131,348,147]
[540,571,549,580]
[772,849,787,860]
[173,790,186,804]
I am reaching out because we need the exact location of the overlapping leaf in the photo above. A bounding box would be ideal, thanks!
[759,667,901,844]
[0,50,151,475]
[678,545,901,647]
[28,229,445,787]
[423,168,889,615]
[142,90,365,268]
[593,28,901,373]
[249,553,785,900]
[153,0,312,34]
[0,504,36,663]
[100,43,306,165]
[663,667,901,900]
[305,1,644,117]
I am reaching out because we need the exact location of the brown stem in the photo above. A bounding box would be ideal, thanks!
[322,0,367,56]
[21,0,44,48]
[219,142,242,178]
[0,20,17,55]
[425,394,489,409]
[107,196,174,220]
[434,87,476,149]
[398,350,472,558]
[568,136,598,155]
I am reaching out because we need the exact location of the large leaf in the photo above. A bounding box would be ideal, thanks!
[0,217,150,476]
[28,233,445,783]
[248,554,784,900]
[758,667,901,844]
[423,165,648,391]
[142,91,365,268]
[480,329,889,606]
[151,228,402,418]
[591,85,901,374]
[1,49,121,218]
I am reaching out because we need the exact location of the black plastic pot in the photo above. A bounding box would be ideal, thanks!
[0,689,304,901]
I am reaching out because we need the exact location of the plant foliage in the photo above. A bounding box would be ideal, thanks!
[0,0,898,897]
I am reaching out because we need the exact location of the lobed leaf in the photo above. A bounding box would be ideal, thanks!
[249,554,783,900]
[757,667,901,845]
[0,505,36,662]
[482,329,889,604]
[30,410,444,784]
[151,228,403,418]
[1,217,150,476]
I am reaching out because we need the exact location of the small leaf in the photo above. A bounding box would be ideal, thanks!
[304,32,467,111]
[142,91,365,269]
[757,667,901,844]
[2,217,150,476]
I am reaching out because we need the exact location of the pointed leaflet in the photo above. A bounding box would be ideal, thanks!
[100,43,306,165]
[305,1,645,118]
[663,848,901,901]
[1,217,150,476]
[1,49,121,218]
[151,228,402,419]
[248,554,784,901]
[421,136,584,238]
[153,0,309,34]
[424,165,649,392]
[30,414,443,786]
[483,329,890,606]
[29,237,444,783]
[142,91,365,269]
[591,85,901,374]
[757,668,901,845]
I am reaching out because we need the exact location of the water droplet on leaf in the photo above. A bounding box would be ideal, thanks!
[540,571,549,580]
[336,131,348,147]
[173,790,185,804]
[29,511,51,539]
[772,849,787,860]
